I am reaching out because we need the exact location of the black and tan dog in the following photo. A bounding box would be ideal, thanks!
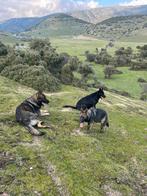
[79,105,109,131]
[63,88,106,111]
[16,91,50,136]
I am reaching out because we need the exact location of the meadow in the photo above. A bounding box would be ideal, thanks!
[50,37,147,99]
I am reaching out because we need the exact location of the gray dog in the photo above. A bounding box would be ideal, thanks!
[16,91,50,136]
[80,105,109,131]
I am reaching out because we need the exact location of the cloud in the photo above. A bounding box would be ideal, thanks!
[0,0,100,22]
[120,0,147,6]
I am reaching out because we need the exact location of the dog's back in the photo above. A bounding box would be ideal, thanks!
[76,92,98,110]
[80,107,109,130]
[63,88,106,110]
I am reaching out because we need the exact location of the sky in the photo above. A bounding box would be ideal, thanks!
[0,0,147,22]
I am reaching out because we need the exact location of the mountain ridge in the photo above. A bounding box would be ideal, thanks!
[0,5,147,33]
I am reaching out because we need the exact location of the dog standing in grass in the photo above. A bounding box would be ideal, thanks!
[16,91,50,136]
[63,88,106,110]
[79,105,109,131]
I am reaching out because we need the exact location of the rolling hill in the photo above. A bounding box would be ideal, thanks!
[21,13,92,38]
[0,31,18,44]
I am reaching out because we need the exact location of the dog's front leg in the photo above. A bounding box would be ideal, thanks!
[40,110,50,116]
[37,121,52,129]
[87,122,93,131]
[26,125,45,136]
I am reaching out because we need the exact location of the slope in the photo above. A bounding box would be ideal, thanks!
[70,5,147,24]
[0,16,48,33]
[90,15,147,41]
[22,13,92,38]
[0,76,147,195]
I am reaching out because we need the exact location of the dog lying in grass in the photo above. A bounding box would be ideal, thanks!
[16,91,51,136]
[63,88,106,111]
[79,105,109,131]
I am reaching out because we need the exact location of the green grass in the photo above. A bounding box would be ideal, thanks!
[0,32,18,45]
[51,37,144,58]
[0,76,147,195]
[93,65,147,98]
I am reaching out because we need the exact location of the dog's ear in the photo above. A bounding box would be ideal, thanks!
[38,90,43,94]
[36,90,43,97]
[99,87,103,91]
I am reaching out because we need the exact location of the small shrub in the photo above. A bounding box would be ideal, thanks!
[1,64,60,91]
[138,78,147,83]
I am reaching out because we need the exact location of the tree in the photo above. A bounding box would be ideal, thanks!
[95,48,112,65]
[114,47,133,67]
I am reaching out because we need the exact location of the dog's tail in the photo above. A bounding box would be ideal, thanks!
[63,105,77,110]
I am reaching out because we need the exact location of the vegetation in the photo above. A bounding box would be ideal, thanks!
[92,15,147,42]
[0,39,96,91]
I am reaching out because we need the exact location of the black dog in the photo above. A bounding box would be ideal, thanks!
[63,88,106,110]
[16,91,50,136]
[80,105,109,131]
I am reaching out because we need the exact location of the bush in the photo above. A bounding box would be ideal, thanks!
[0,42,8,56]
[30,39,51,51]
[61,64,74,84]
[138,78,147,83]
[130,61,147,70]
[104,65,122,79]
[85,51,96,62]
[78,63,94,80]
[1,64,60,91]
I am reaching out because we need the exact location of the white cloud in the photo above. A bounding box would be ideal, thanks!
[0,0,100,22]
[120,0,147,6]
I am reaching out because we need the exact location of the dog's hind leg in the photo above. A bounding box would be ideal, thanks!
[26,125,45,136]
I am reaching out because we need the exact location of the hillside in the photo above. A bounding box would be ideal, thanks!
[0,16,47,33]
[21,13,92,38]
[88,15,147,41]
[70,5,147,24]
[0,31,18,45]
[0,76,147,195]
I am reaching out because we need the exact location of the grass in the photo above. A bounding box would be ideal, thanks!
[51,37,144,58]
[93,65,147,98]
[0,76,147,195]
